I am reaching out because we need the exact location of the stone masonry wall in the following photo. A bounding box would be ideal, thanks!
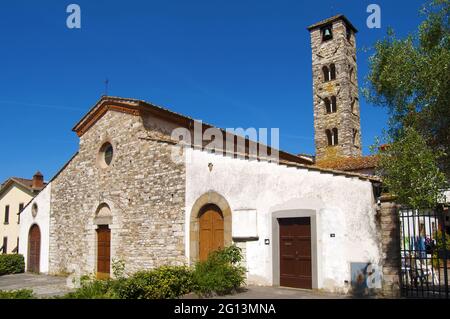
[49,110,186,276]
[378,197,401,297]
[310,18,362,161]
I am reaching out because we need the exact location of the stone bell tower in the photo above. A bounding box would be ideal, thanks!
[308,15,362,162]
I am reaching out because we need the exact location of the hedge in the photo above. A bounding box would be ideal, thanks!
[0,289,34,299]
[192,245,246,296]
[0,254,25,276]
[62,245,246,299]
[116,266,193,299]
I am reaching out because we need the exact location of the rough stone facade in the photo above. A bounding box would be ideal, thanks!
[309,17,362,161]
[377,196,401,297]
[49,109,186,277]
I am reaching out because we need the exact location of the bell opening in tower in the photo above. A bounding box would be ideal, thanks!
[321,25,333,42]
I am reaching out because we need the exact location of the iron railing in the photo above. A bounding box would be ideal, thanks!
[399,205,449,298]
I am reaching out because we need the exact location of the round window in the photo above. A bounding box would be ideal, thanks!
[32,203,38,218]
[98,142,114,168]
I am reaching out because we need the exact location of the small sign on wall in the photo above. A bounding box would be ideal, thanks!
[232,209,258,240]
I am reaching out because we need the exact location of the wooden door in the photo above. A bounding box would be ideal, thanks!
[28,225,41,273]
[279,218,312,289]
[199,206,224,261]
[96,225,111,279]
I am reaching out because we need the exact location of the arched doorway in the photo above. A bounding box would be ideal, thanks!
[96,225,111,279]
[189,191,232,263]
[199,205,224,261]
[28,225,41,273]
[94,203,112,279]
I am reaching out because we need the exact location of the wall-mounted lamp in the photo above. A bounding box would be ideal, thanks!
[208,163,213,172]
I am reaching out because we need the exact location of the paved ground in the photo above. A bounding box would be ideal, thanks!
[185,286,347,299]
[0,273,72,298]
[1,274,346,299]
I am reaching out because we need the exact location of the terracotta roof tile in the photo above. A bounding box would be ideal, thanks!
[11,177,34,188]
[0,177,47,196]
[68,96,380,182]
[72,96,315,165]
[315,155,379,172]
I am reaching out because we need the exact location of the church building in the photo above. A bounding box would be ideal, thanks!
[19,15,396,294]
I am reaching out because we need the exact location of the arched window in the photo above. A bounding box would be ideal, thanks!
[352,129,358,146]
[346,25,352,41]
[330,64,336,80]
[330,96,337,113]
[326,129,332,146]
[324,97,337,114]
[324,98,331,113]
[327,129,339,146]
[351,97,359,114]
[323,66,330,82]
[332,128,339,145]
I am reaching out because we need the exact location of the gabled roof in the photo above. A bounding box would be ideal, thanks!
[19,152,79,215]
[72,96,314,165]
[307,14,358,33]
[0,177,47,198]
[70,96,381,182]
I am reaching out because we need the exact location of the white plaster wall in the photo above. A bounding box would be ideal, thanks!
[443,189,450,203]
[19,183,51,273]
[185,149,381,293]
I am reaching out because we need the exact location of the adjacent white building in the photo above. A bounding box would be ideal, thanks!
[185,148,381,293]
[18,183,51,273]
[0,172,45,255]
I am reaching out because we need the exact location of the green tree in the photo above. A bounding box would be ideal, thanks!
[364,0,450,176]
[375,127,447,208]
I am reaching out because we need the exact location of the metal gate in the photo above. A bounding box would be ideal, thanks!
[399,205,449,298]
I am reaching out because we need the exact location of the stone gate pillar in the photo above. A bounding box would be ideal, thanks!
[378,195,401,298]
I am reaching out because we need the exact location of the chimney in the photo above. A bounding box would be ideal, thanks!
[32,171,44,190]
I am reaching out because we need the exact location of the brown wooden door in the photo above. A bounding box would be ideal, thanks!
[96,225,111,279]
[279,218,312,289]
[199,206,224,261]
[28,225,41,273]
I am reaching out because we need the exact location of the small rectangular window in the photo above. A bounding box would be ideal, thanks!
[346,26,352,41]
[18,203,24,224]
[4,205,9,224]
[2,237,7,254]
[352,129,359,146]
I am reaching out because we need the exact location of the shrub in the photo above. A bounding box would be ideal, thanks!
[112,258,126,279]
[432,230,450,268]
[0,289,34,299]
[192,245,246,297]
[62,247,246,299]
[62,275,120,299]
[0,254,25,276]
[117,266,193,299]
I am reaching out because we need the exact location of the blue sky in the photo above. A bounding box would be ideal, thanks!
[0,0,427,182]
